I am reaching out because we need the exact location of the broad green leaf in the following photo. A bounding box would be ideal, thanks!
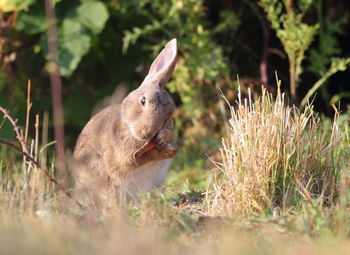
[77,0,109,34]
[59,17,92,76]
[16,5,47,34]
[41,17,92,77]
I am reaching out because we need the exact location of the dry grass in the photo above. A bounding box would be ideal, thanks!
[1,82,350,254]
[0,208,350,255]
[206,84,347,217]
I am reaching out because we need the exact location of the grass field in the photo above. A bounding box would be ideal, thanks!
[1,85,349,255]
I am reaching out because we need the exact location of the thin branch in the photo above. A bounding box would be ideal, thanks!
[0,106,72,198]
[0,139,72,198]
[44,0,66,172]
[23,79,32,178]
[260,22,270,85]
[0,106,28,155]
[300,58,350,107]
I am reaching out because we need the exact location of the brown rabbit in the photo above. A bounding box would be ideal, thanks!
[73,39,178,204]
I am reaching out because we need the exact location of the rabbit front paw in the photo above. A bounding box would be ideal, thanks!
[156,127,174,145]
[157,142,178,158]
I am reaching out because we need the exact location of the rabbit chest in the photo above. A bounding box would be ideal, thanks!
[116,159,171,197]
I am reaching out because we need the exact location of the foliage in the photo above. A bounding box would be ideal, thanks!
[206,85,348,217]
[259,0,350,104]
[16,0,109,77]
[306,0,348,104]
[259,0,319,99]
[0,0,35,12]
[301,57,350,107]
[1,1,350,254]
[308,16,347,75]
[0,0,349,150]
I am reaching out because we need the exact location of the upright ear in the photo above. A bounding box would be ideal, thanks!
[144,38,177,87]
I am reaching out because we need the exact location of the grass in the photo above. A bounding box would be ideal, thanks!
[206,84,348,218]
[0,83,350,254]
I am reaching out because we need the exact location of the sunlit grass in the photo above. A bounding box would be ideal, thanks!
[1,84,350,254]
[206,85,349,218]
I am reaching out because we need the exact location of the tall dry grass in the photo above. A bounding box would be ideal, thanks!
[207,83,348,217]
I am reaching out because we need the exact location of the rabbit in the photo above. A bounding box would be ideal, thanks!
[73,39,178,205]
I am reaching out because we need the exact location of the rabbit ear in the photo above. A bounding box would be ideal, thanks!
[144,39,177,87]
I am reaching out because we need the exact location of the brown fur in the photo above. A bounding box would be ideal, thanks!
[73,39,178,206]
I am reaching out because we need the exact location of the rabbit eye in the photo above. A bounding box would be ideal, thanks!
[141,96,146,106]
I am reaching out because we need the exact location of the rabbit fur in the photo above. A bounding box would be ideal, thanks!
[73,39,178,203]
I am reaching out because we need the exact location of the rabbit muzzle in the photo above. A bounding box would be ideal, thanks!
[140,117,168,140]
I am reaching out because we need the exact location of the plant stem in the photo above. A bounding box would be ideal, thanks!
[44,0,66,174]
[300,71,332,107]
[289,53,296,101]
[260,22,270,85]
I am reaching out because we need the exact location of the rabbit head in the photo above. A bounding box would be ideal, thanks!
[121,39,177,142]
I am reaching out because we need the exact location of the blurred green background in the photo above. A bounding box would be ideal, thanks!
[0,0,349,151]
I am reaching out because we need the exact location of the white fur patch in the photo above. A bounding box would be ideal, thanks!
[118,159,171,198]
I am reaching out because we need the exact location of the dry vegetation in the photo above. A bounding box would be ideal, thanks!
[1,83,350,255]
[207,83,346,217]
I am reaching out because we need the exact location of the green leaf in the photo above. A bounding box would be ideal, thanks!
[77,0,109,34]
[40,1,108,77]
[41,17,92,77]
[16,5,47,34]
[59,17,92,76]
